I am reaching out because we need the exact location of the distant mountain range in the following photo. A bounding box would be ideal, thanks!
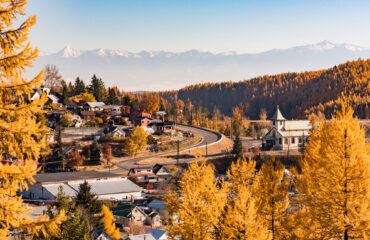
[30,41,370,91]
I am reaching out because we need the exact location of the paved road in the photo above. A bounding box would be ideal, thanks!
[112,125,221,172]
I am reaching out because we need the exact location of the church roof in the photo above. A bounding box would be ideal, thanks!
[270,105,286,120]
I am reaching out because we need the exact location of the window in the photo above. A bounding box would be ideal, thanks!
[291,137,295,144]
[279,138,282,144]
[284,138,288,144]
[273,120,276,125]
[279,121,283,126]
[299,137,303,143]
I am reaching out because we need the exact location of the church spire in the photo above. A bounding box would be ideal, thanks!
[270,105,286,120]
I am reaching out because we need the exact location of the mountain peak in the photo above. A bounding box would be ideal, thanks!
[310,40,335,51]
[58,45,82,57]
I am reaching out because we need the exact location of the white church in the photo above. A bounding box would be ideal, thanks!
[262,106,312,150]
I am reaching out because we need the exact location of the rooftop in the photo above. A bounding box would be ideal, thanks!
[270,105,286,121]
[34,171,120,183]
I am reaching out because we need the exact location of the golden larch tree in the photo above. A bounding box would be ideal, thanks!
[100,204,120,240]
[217,159,268,240]
[294,101,370,239]
[165,160,227,240]
[0,0,65,238]
[254,158,290,240]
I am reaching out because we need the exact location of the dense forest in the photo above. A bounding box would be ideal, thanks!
[164,59,370,119]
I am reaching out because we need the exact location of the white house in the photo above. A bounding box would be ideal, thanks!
[31,87,60,105]
[83,102,106,111]
[262,106,312,150]
[23,171,143,201]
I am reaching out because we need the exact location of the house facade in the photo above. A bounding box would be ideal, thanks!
[262,106,311,150]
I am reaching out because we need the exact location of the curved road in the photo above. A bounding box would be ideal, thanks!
[112,125,221,172]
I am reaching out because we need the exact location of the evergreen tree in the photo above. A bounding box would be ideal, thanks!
[74,181,101,215]
[89,74,106,102]
[90,141,101,165]
[0,1,65,238]
[74,77,86,95]
[47,187,91,240]
[294,101,370,239]
[60,80,70,103]
[166,160,227,240]
[121,95,132,106]
[107,87,120,105]
[232,133,243,160]
[99,205,120,240]
[64,207,92,240]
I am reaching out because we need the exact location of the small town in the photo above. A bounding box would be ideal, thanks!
[1,1,370,240]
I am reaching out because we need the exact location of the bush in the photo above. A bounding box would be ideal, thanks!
[61,112,74,127]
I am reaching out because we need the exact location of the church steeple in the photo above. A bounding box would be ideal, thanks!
[270,105,286,121]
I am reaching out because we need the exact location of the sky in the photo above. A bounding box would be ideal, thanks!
[27,0,370,54]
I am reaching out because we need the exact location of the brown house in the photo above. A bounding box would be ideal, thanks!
[80,111,96,120]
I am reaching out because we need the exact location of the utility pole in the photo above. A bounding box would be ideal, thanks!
[205,141,208,157]
[176,140,180,167]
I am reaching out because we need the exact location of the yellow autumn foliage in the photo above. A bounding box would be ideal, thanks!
[294,100,370,239]
[0,0,66,238]
[100,204,120,240]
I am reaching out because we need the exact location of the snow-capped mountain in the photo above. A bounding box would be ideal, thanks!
[31,41,370,91]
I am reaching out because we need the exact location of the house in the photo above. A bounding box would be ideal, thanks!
[23,171,143,201]
[128,165,173,185]
[114,203,161,228]
[81,111,96,120]
[128,167,158,184]
[130,110,152,119]
[262,106,312,150]
[104,125,126,137]
[152,164,172,182]
[93,230,113,240]
[121,105,131,116]
[147,200,168,219]
[66,100,80,111]
[133,117,152,127]
[126,234,156,240]
[30,87,60,105]
[147,229,168,240]
[101,105,122,116]
[149,122,175,135]
[83,102,106,111]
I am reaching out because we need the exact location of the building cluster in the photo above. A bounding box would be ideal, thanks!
[23,164,176,239]
[32,87,176,141]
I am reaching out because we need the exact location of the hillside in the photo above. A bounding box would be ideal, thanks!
[174,59,370,119]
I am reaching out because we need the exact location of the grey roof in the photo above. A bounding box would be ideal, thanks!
[67,178,142,195]
[148,199,166,210]
[43,183,78,197]
[34,171,120,183]
[85,102,106,108]
[270,105,286,120]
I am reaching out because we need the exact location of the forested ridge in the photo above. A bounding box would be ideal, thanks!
[170,59,370,119]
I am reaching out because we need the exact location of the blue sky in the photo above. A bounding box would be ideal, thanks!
[27,0,370,53]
